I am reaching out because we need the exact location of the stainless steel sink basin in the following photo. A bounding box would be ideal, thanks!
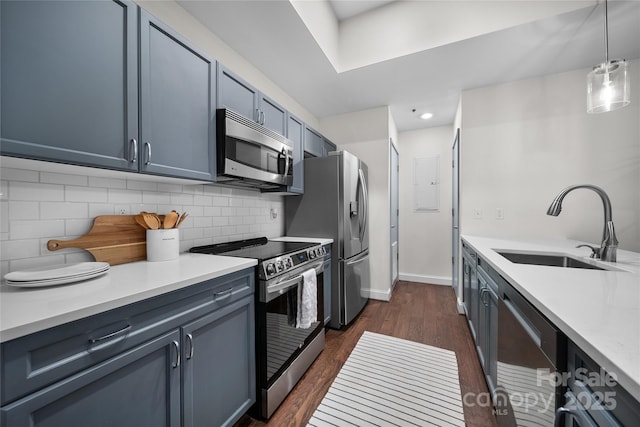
[497,251,607,270]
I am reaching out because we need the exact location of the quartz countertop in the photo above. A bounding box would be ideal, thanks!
[271,236,334,245]
[462,235,640,400]
[0,253,256,343]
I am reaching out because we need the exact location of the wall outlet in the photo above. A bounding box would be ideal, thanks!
[496,208,504,220]
[115,205,130,215]
[473,209,482,219]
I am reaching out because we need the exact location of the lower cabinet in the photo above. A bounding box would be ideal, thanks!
[0,269,255,427]
[182,295,255,427]
[477,262,498,397]
[1,331,182,427]
[557,341,640,427]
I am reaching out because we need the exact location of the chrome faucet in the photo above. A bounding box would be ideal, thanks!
[546,184,618,262]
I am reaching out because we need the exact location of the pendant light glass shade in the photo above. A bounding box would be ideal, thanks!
[586,0,630,114]
[587,59,630,113]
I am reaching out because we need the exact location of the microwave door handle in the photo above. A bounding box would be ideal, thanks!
[283,147,291,178]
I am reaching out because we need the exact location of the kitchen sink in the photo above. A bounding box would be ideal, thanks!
[497,251,608,270]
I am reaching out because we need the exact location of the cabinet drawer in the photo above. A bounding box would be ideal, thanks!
[1,268,254,405]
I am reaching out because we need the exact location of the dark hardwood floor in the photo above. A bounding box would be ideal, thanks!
[236,281,497,426]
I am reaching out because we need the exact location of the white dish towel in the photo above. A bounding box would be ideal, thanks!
[296,269,317,329]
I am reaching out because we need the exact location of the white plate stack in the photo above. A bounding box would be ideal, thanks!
[3,262,110,287]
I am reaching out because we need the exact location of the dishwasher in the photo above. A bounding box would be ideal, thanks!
[495,276,566,427]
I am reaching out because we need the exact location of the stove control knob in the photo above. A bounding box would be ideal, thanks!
[321,247,326,255]
[284,258,292,268]
[315,248,322,257]
[309,250,316,259]
[276,260,284,272]
[266,263,276,276]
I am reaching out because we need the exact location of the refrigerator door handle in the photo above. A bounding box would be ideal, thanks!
[358,168,368,242]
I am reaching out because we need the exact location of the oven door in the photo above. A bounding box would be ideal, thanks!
[257,261,324,387]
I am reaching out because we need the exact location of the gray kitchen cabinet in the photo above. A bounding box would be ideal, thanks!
[462,242,478,340]
[217,65,287,136]
[0,0,138,172]
[323,139,337,156]
[558,341,640,427]
[1,330,182,427]
[0,269,255,427]
[1,1,216,181]
[477,260,498,398]
[139,10,216,181]
[323,244,332,326]
[182,295,255,427]
[304,125,325,158]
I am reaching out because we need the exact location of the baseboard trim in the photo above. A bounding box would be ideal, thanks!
[363,288,392,302]
[456,297,466,314]
[398,273,452,286]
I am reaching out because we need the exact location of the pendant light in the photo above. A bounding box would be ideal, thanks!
[587,0,630,114]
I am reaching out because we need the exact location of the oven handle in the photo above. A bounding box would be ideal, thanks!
[265,261,323,301]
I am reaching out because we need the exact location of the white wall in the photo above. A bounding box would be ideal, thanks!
[460,59,640,252]
[397,126,454,285]
[0,160,285,275]
[321,107,393,301]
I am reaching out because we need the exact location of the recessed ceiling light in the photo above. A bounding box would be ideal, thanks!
[420,112,433,120]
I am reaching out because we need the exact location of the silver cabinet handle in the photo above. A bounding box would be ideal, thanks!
[213,288,233,301]
[130,138,138,163]
[185,333,194,359]
[261,110,265,125]
[89,324,131,344]
[144,142,151,165]
[172,340,180,368]
[255,108,261,124]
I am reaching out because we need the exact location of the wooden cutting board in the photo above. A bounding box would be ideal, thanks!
[47,215,148,266]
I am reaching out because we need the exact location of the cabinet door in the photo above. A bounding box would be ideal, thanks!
[1,331,181,427]
[139,11,215,181]
[259,94,287,136]
[476,276,488,370]
[182,295,255,427]
[304,126,324,158]
[323,138,337,156]
[286,114,304,194]
[0,0,138,171]
[217,65,259,122]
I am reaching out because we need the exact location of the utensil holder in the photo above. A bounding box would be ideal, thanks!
[146,229,179,262]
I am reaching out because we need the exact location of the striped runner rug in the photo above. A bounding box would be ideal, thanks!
[308,331,465,426]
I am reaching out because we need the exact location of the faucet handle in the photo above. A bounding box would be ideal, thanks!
[576,244,599,258]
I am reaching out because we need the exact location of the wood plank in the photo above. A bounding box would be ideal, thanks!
[235,281,497,427]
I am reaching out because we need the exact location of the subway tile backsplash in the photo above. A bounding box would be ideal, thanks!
[0,166,286,275]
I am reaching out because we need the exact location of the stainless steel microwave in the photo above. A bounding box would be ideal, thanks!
[216,109,293,189]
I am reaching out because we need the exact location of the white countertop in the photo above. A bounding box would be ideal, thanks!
[462,235,640,400]
[271,236,334,245]
[0,253,256,343]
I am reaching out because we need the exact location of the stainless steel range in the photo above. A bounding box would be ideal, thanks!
[190,237,325,419]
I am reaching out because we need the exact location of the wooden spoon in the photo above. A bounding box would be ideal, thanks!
[175,212,189,228]
[142,213,160,230]
[163,211,179,229]
[135,214,149,229]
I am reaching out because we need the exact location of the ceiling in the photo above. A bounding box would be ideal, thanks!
[177,0,640,132]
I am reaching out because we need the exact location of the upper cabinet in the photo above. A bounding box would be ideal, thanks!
[139,11,216,181]
[1,1,216,181]
[304,126,324,158]
[217,65,286,136]
[0,0,139,171]
[285,114,304,194]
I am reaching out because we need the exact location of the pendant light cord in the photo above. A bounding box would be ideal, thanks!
[604,0,609,63]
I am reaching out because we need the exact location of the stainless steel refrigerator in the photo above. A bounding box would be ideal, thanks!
[285,150,370,329]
